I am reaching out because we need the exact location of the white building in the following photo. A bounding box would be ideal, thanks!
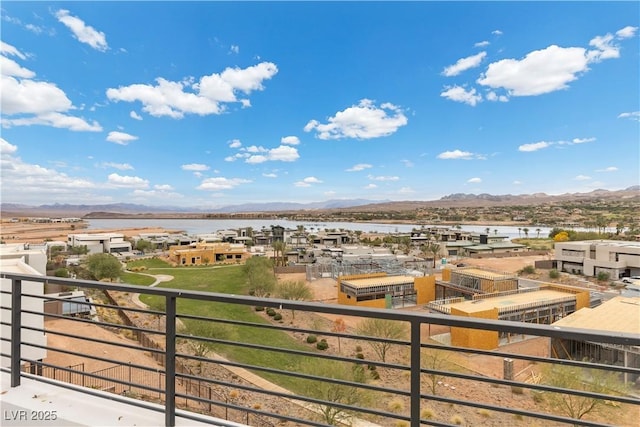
[67,233,132,255]
[0,243,47,275]
[555,240,640,279]
[0,249,48,369]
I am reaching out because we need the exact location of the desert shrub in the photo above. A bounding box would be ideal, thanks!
[549,269,560,279]
[254,306,265,311]
[478,408,491,418]
[387,399,404,412]
[520,265,536,275]
[450,415,464,425]
[266,308,276,316]
[273,313,282,321]
[597,271,610,281]
[54,268,69,277]
[370,370,380,380]
[355,345,363,352]
[421,408,434,419]
[355,352,365,360]
[306,334,318,344]
[316,340,329,350]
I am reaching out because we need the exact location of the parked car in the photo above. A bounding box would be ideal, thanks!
[620,276,640,285]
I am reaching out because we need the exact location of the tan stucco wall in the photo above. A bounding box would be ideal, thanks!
[450,307,499,350]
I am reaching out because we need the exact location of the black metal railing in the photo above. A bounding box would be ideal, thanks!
[1,272,639,427]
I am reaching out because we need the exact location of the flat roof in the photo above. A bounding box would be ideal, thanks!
[342,275,415,289]
[445,289,575,314]
[552,296,640,334]
[453,268,514,280]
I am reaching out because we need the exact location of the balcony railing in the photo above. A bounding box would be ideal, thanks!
[1,272,639,427]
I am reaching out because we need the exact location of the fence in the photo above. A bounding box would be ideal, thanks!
[2,272,640,427]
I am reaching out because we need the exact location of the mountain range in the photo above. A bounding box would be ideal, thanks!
[1,186,638,217]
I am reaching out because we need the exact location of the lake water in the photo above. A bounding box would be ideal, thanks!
[86,218,554,240]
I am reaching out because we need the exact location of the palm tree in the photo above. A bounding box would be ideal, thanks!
[535,228,541,239]
[523,228,529,238]
[518,227,522,237]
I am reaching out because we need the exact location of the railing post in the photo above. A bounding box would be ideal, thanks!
[410,319,421,427]
[165,295,177,427]
[11,279,22,387]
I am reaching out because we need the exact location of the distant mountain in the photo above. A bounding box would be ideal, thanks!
[0,199,389,216]
[1,187,638,217]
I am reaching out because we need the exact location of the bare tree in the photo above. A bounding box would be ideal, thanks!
[356,318,407,362]
[541,363,628,422]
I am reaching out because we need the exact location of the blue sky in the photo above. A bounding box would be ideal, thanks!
[1,1,638,209]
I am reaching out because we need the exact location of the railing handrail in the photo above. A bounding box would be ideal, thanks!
[4,271,639,346]
[2,270,640,427]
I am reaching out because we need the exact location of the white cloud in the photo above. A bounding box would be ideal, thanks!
[233,144,299,164]
[442,52,487,77]
[401,159,414,167]
[100,162,133,170]
[437,149,475,160]
[478,45,589,96]
[181,163,210,172]
[1,43,102,132]
[55,9,108,52]
[518,141,552,152]
[475,41,490,48]
[106,131,138,145]
[107,173,149,188]
[346,163,372,172]
[266,145,299,162]
[304,99,408,140]
[229,45,240,54]
[618,111,640,121]
[1,138,18,154]
[368,174,399,181]
[440,85,482,106]
[130,111,143,120]
[154,184,174,191]
[294,176,323,187]
[574,175,591,181]
[467,177,482,183]
[616,26,638,39]
[262,172,277,178]
[364,183,377,189]
[492,30,503,36]
[1,41,27,60]
[513,180,522,185]
[596,166,618,172]
[398,187,414,194]
[228,139,242,148]
[196,177,251,191]
[106,62,278,118]
[132,188,184,199]
[571,137,595,144]
[486,91,508,102]
[281,136,300,145]
[1,139,99,204]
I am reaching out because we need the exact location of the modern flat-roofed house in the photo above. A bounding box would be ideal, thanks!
[427,284,590,350]
[337,273,435,309]
[0,257,48,371]
[555,240,640,279]
[550,296,640,384]
[0,243,47,275]
[168,242,250,266]
[67,233,132,255]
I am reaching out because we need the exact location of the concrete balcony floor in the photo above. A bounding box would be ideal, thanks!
[1,371,242,427]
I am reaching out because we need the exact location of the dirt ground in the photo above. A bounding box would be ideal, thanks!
[0,220,179,244]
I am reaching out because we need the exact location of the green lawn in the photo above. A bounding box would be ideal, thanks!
[128,259,314,390]
[121,271,157,286]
